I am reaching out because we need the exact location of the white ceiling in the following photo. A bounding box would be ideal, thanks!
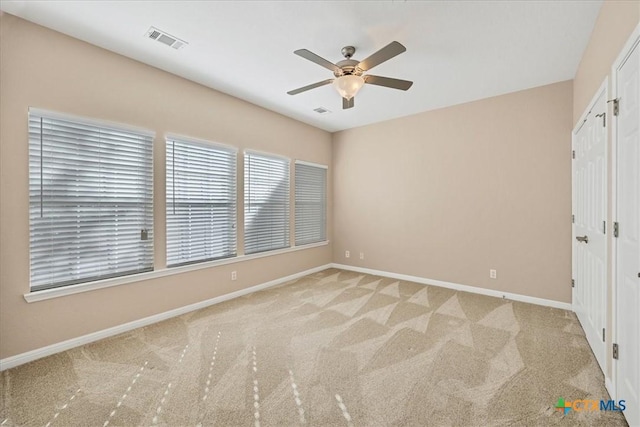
[1,1,601,132]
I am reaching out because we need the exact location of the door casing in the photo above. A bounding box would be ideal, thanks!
[611,23,640,427]
[571,78,608,374]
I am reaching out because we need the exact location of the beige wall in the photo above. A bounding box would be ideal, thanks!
[333,80,573,303]
[573,0,639,124]
[572,0,639,379]
[0,14,332,359]
[3,0,637,365]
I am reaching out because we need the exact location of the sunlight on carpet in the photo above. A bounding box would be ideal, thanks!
[0,269,627,426]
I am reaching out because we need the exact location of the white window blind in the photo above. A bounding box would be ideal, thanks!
[166,136,237,266]
[295,162,327,245]
[244,151,290,254]
[28,109,154,291]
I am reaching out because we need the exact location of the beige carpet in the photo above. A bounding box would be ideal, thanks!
[0,269,628,426]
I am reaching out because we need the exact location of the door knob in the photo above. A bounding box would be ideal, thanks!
[576,235,589,244]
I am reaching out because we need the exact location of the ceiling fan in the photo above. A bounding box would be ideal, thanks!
[287,41,413,110]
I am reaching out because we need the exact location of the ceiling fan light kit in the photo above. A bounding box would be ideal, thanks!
[333,75,364,100]
[288,41,413,110]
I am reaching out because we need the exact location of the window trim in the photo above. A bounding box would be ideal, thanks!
[23,115,330,301]
[294,159,329,170]
[28,107,155,291]
[29,107,155,138]
[165,133,239,153]
[243,149,291,254]
[23,240,329,303]
[244,148,289,161]
[294,159,328,246]
[165,133,238,267]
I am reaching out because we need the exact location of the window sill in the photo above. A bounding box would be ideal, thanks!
[24,241,329,303]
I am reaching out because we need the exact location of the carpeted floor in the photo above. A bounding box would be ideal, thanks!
[0,269,628,426]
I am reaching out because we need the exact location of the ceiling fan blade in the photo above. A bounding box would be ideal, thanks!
[294,49,340,72]
[287,79,334,95]
[342,97,354,109]
[357,41,406,72]
[364,75,413,91]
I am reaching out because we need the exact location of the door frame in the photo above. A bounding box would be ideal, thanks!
[571,77,608,373]
[611,21,640,403]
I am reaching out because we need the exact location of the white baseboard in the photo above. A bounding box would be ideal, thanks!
[0,262,572,371]
[0,263,331,371]
[331,263,572,311]
[605,376,616,400]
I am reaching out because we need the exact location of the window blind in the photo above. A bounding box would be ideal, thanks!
[166,136,237,266]
[295,162,327,245]
[244,151,290,254]
[28,109,154,291]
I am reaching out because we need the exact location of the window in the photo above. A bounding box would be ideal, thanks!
[295,161,327,245]
[29,109,154,291]
[244,151,290,254]
[166,136,237,266]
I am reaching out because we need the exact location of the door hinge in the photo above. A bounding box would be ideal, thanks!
[572,150,575,159]
[614,222,619,238]
[571,278,575,288]
[602,328,605,342]
[613,343,619,360]
[608,98,620,116]
[603,220,606,234]
[595,112,606,127]
[572,214,575,224]
[141,229,149,241]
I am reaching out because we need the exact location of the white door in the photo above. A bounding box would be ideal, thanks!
[614,32,640,427]
[573,86,607,372]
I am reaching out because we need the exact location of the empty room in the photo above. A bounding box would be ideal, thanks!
[0,1,639,426]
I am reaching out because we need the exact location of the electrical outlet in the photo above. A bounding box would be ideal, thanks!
[345,250,350,258]
[359,252,364,260]
[490,269,497,279]
[231,271,237,281]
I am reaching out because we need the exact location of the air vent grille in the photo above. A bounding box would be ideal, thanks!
[313,107,331,114]
[146,27,187,50]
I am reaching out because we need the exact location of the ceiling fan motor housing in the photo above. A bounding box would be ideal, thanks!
[335,59,362,77]
[335,46,362,77]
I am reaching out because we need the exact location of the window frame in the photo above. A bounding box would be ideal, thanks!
[294,160,328,246]
[243,149,291,255]
[28,108,155,291]
[165,134,238,267]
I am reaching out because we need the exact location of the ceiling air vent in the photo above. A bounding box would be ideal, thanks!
[146,26,187,50]
[313,107,331,114]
